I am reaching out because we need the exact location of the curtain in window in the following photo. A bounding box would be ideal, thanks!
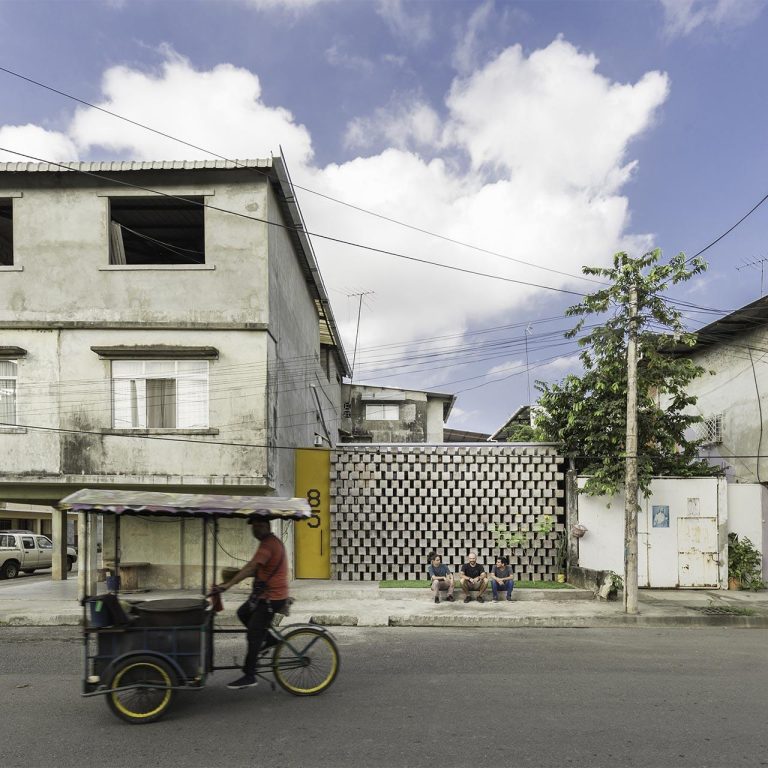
[146,379,176,428]
[109,222,127,265]
[0,360,17,425]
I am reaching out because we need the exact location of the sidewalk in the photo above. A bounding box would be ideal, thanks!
[1,577,767,629]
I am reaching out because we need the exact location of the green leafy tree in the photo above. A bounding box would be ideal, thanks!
[535,249,716,497]
[500,422,543,442]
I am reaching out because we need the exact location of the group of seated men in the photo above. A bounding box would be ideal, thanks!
[427,551,515,603]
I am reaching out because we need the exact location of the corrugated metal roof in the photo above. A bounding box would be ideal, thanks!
[0,158,273,173]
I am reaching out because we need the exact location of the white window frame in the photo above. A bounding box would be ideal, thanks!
[111,359,209,430]
[697,413,724,446]
[0,359,18,426]
[365,403,400,421]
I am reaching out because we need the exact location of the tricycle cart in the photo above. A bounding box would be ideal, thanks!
[58,489,340,724]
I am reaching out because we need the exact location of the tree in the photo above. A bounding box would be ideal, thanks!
[535,249,714,496]
[534,249,717,613]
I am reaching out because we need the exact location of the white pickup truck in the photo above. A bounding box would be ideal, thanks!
[0,530,78,579]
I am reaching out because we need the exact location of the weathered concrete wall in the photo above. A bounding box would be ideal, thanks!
[340,385,445,443]
[683,327,768,483]
[102,515,267,590]
[330,444,565,581]
[267,183,341,493]
[0,169,269,325]
[0,327,271,485]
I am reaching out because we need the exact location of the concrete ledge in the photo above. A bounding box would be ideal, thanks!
[379,588,595,601]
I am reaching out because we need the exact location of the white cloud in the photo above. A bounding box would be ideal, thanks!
[69,54,314,165]
[443,38,668,194]
[376,0,432,46]
[241,0,330,9]
[325,43,374,73]
[0,40,668,388]
[660,0,764,38]
[446,406,482,427]
[344,95,440,151]
[0,124,77,163]
[452,0,495,74]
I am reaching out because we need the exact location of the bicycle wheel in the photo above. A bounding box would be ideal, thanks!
[272,627,339,696]
[106,655,177,724]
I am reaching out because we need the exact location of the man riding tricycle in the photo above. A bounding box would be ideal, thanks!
[59,489,340,724]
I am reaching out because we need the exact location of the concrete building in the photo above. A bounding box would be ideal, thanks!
[677,295,768,486]
[339,383,455,443]
[0,157,349,583]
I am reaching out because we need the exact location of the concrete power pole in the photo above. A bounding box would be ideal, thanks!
[624,284,639,615]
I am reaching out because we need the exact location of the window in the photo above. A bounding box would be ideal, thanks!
[365,403,399,421]
[0,360,17,426]
[109,196,204,265]
[697,414,723,446]
[21,536,34,550]
[0,534,15,547]
[112,360,209,429]
[0,199,11,266]
[36,536,53,550]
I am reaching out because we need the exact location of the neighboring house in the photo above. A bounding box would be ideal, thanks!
[339,383,455,443]
[676,295,768,485]
[489,405,533,442]
[0,157,349,584]
[443,427,491,442]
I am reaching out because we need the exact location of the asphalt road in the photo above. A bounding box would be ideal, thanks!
[2,626,767,768]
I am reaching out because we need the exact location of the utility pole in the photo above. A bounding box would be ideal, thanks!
[624,283,639,614]
[348,290,374,382]
[524,324,533,406]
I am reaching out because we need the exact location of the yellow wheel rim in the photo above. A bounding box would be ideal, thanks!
[111,661,172,720]
[274,631,338,694]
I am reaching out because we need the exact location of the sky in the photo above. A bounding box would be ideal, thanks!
[1,0,767,434]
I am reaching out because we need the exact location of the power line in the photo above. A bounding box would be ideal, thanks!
[0,64,607,289]
[0,146,587,298]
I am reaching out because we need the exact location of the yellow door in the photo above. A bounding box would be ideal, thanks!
[294,448,331,578]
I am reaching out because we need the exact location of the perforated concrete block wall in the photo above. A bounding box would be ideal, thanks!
[330,444,566,581]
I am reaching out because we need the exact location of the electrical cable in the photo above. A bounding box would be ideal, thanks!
[0,64,609,289]
[0,146,587,297]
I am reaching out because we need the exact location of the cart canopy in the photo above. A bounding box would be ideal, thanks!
[58,489,311,520]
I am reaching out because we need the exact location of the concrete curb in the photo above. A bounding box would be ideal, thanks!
[3,611,768,629]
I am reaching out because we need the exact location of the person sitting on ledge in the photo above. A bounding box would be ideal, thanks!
[490,555,515,602]
[459,551,488,603]
[427,552,455,603]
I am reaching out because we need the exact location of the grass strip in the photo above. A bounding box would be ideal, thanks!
[379,579,575,590]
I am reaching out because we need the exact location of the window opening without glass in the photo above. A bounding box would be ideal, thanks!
[0,199,12,266]
[0,360,17,425]
[111,360,209,429]
[109,196,204,265]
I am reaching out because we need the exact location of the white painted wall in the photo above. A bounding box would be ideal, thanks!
[727,483,768,580]
[578,477,766,587]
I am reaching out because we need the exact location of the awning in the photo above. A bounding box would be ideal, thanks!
[58,489,311,520]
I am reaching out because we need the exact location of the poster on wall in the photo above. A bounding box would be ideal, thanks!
[652,505,670,528]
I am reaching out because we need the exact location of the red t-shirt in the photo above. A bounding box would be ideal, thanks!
[248,533,288,600]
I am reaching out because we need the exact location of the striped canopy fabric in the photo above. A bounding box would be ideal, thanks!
[58,489,311,520]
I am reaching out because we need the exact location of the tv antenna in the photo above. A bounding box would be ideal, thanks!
[347,290,375,381]
[736,256,768,297]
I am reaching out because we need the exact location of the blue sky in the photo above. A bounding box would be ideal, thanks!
[1,0,767,433]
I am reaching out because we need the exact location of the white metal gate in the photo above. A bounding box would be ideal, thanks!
[677,516,719,587]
